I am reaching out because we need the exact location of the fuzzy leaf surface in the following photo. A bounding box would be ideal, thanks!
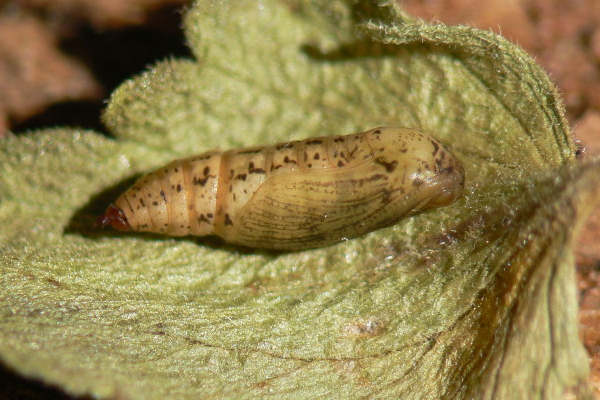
[0,1,594,398]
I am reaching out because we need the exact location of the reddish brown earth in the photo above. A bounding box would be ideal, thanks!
[0,0,187,136]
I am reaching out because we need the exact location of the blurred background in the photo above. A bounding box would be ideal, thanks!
[0,0,598,397]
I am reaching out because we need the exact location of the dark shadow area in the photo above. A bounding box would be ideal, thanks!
[64,174,141,237]
[14,3,192,136]
[12,100,105,134]
[59,4,191,92]
[0,361,92,400]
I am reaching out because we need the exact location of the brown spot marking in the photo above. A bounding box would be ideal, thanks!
[348,146,358,158]
[431,140,439,156]
[337,160,345,167]
[225,214,233,226]
[207,213,213,218]
[46,277,61,287]
[334,137,345,143]
[306,139,323,145]
[236,173,247,181]
[313,153,320,160]
[198,214,210,224]
[308,163,312,168]
[176,184,182,192]
[193,176,210,186]
[152,201,159,206]
[375,157,398,172]
[174,168,179,173]
[249,162,266,174]
[372,129,382,135]
[283,156,297,164]
[140,199,145,207]
[304,151,308,161]
[194,166,214,186]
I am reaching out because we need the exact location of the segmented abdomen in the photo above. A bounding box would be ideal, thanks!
[106,127,464,250]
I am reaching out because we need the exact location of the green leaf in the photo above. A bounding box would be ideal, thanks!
[0,1,596,398]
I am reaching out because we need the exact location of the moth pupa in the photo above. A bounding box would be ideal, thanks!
[99,127,464,250]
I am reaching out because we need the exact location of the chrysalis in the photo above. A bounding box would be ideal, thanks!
[99,127,464,250]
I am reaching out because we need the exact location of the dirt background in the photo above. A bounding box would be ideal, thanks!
[0,0,598,398]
